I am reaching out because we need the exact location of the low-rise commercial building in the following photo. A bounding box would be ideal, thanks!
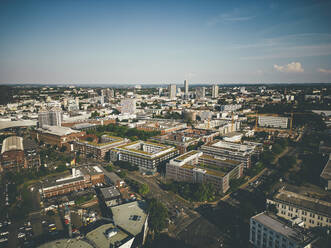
[111,141,178,174]
[100,186,121,207]
[200,140,258,168]
[250,212,317,248]
[40,166,104,198]
[267,185,331,229]
[74,135,128,160]
[166,150,244,193]
[31,125,85,149]
[0,136,25,172]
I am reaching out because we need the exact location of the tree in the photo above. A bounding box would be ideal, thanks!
[138,183,149,196]
[147,198,168,233]
[60,146,67,152]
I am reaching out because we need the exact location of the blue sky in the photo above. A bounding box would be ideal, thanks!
[0,0,331,84]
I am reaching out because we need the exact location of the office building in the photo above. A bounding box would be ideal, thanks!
[212,84,219,98]
[320,154,331,190]
[258,116,289,129]
[196,87,206,99]
[38,108,62,128]
[250,212,317,248]
[266,185,331,229]
[168,84,177,100]
[200,140,258,168]
[74,135,128,161]
[166,151,244,193]
[110,141,178,174]
[121,98,136,115]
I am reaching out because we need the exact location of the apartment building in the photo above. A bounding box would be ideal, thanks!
[74,135,128,160]
[200,140,258,168]
[250,212,317,248]
[40,166,104,198]
[258,116,289,129]
[166,150,243,193]
[110,141,178,174]
[266,186,331,229]
[149,133,199,154]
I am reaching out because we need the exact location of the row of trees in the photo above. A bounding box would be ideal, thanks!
[87,123,160,141]
[163,181,217,202]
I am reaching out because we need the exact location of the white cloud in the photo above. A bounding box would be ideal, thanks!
[273,62,304,73]
[318,68,331,74]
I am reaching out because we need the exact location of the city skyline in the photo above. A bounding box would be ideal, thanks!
[1,0,331,84]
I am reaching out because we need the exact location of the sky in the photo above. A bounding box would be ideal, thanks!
[0,0,331,85]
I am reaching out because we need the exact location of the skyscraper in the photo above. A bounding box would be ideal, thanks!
[168,84,177,100]
[195,87,205,99]
[212,84,219,98]
[38,108,62,128]
[184,80,189,97]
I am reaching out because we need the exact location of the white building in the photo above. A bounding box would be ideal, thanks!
[212,84,219,98]
[168,84,177,100]
[38,108,62,128]
[121,99,136,115]
[196,87,206,99]
[250,212,317,248]
[258,116,289,129]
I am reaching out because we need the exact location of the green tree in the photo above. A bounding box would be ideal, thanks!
[139,183,150,196]
[147,198,168,233]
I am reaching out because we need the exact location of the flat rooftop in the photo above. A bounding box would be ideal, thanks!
[208,140,255,152]
[100,186,121,200]
[252,212,314,244]
[199,154,241,166]
[114,140,175,158]
[111,201,148,236]
[37,125,80,136]
[86,223,133,248]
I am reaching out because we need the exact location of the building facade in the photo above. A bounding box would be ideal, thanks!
[266,186,331,229]
[200,140,257,168]
[258,116,289,129]
[168,84,177,100]
[110,141,178,174]
[38,108,62,128]
[40,166,104,198]
[166,150,244,193]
